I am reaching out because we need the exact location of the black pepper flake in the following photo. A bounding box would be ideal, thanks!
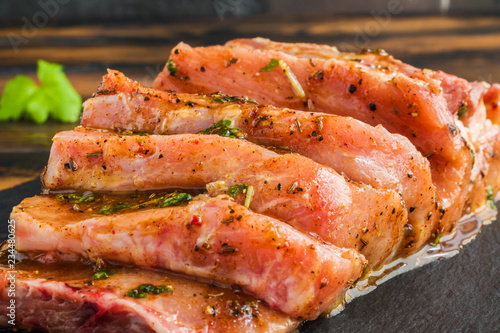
[310,70,324,80]
[63,158,78,171]
[226,58,239,66]
[277,183,282,191]
[318,136,324,141]
[200,66,206,72]
[220,246,238,254]
[174,49,180,54]
[311,131,317,137]
[369,103,377,111]
[360,238,368,248]
[407,172,413,178]
[144,96,150,101]
[358,79,362,85]
[409,207,415,213]
[158,154,164,159]
[348,84,357,94]
[221,216,235,225]
[175,98,181,103]
[186,101,194,107]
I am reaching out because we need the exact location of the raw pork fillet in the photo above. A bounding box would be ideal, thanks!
[42,128,407,268]
[153,38,474,234]
[82,70,437,254]
[0,260,299,332]
[13,194,365,319]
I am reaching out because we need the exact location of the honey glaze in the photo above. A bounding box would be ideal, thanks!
[325,200,498,317]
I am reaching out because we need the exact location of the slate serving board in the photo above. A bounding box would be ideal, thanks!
[1,179,499,333]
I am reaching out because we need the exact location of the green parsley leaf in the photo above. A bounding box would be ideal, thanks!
[260,58,280,72]
[37,59,82,123]
[167,59,177,76]
[25,89,50,124]
[457,106,468,119]
[160,192,192,208]
[0,75,38,121]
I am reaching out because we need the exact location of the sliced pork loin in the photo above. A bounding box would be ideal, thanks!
[0,260,300,332]
[455,82,500,211]
[153,38,475,234]
[42,128,407,268]
[82,70,437,254]
[13,194,365,320]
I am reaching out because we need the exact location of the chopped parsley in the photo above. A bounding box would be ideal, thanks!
[199,119,244,139]
[56,193,95,203]
[260,58,280,72]
[127,284,173,298]
[457,105,468,119]
[227,183,249,197]
[167,59,177,76]
[92,258,116,280]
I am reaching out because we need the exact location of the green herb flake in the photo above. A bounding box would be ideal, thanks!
[433,229,444,245]
[260,58,280,72]
[127,284,173,298]
[486,186,497,209]
[160,192,192,208]
[227,184,249,197]
[457,105,468,119]
[210,93,256,104]
[167,59,177,76]
[92,258,116,280]
[199,119,244,139]
[56,193,95,204]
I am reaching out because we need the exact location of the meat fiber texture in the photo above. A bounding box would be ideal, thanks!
[153,38,500,236]
[42,128,406,269]
[12,194,365,319]
[0,260,300,332]
[82,70,437,255]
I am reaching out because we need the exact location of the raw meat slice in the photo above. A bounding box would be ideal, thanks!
[13,194,366,319]
[82,70,437,254]
[0,260,299,332]
[153,40,473,234]
[42,128,407,268]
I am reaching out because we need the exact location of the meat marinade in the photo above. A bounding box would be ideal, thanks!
[42,128,407,268]
[13,194,365,319]
[0,260,300,332]
[82,70,437,254]
[153,38,477,235]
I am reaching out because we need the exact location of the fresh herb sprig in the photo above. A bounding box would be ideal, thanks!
[100,192,193,215]
[207,92,256,104]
